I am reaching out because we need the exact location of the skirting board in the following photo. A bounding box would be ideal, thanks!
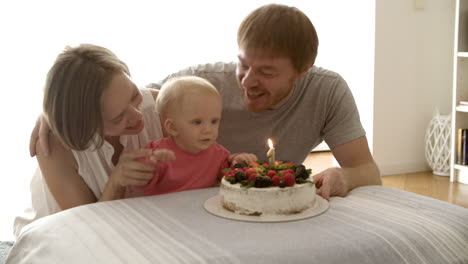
[453,166,468,184]
[379,162,431,176]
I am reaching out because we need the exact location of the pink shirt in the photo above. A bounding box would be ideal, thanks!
[136,137,230,196]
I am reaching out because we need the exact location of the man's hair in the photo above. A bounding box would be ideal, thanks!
[43,44,130,150]
[155,76,220,119]
[237,4,319,72]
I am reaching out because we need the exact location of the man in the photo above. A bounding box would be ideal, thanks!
[31,4,381,200]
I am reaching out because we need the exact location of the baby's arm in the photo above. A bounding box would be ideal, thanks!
[148,149,175,163]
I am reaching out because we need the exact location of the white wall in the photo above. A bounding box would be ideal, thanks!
[374,0,455,175]
[0,0,374,241]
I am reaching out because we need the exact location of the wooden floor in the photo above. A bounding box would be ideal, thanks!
[304,151,468,208]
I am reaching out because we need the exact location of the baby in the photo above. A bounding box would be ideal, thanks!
[128,76,257,197]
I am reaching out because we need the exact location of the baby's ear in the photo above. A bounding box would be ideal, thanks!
[164,118,178,136]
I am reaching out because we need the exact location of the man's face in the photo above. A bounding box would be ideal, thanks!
[236,49,304,112]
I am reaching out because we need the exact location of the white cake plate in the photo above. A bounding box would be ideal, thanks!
[203,194,329,223]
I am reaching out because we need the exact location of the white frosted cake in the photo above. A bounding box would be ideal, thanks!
[219,161,315,216]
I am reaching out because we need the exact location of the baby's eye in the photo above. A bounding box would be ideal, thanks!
[211,119,219,124]
[192,119,202,125]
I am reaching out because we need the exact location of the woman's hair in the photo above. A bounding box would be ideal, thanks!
[237,4,319,72]
[43,44,130,150]
[155,76,219,119]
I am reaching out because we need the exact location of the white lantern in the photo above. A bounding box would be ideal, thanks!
[425,110,451,176]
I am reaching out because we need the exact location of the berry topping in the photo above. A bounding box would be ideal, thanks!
[271,175,280,186]
[222,160,313,188]
[234,171,247,182]
[283,173,295,187]
[267,170,277,177]
[254,176,273,188]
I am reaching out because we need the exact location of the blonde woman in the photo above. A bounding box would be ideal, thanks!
[15,44,167,238]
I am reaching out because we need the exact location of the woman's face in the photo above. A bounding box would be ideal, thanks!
[101,73,144,137]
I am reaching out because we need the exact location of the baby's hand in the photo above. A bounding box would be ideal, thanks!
[148,149,175,163]
[230,153,257,166]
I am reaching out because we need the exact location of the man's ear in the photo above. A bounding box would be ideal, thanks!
[297,64,311,78]
[164,118,178,136]
[297,65,312,78]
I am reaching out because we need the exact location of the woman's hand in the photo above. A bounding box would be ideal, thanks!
[110,149,157,188]
[29,113,52,157]
[110,148,176,188]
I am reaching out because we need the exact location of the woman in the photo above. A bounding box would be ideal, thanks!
[14,44,165,238]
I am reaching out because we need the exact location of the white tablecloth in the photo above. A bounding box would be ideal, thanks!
[6,186,468,264]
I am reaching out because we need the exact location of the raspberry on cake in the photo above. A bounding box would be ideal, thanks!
[219,161,316,216]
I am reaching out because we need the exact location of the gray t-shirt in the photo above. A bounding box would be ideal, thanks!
[148,62,365,164]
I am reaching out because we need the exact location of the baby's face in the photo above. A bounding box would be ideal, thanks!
[170,92,222,154]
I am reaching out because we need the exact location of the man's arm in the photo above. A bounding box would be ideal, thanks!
[313,136,381,200]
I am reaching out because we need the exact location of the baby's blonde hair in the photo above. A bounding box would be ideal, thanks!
[155,76,220,119]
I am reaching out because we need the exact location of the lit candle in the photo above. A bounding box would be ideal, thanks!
[267,138,275,167]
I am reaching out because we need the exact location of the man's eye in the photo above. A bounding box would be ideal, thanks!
[238,62,249,70]
[260,72,274,78]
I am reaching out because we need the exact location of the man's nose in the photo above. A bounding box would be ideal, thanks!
[241,69,258,88]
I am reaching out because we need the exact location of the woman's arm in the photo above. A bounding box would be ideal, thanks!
[36,133,158,210]
[36,133,97,210]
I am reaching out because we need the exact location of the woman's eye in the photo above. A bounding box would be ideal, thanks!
[113,117,123,124]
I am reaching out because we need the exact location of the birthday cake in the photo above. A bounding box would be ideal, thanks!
[219,161,315,216]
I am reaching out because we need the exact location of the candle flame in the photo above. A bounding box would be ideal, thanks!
[268,138,274,148]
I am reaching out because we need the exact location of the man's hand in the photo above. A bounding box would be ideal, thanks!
[313,168,348,200]
[314,136,381,200]
[29,114,51,157]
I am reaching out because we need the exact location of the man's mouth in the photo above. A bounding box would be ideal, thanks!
[246,90,264,99]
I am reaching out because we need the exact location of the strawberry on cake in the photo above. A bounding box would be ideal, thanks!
[219,161,315,216]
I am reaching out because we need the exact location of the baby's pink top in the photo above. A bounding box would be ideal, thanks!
[137,137,230,196]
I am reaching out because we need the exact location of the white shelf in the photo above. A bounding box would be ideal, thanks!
[450,0,468,183]
[453,165,468,184]
[456,105,468,112]
[454,164,468,171]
